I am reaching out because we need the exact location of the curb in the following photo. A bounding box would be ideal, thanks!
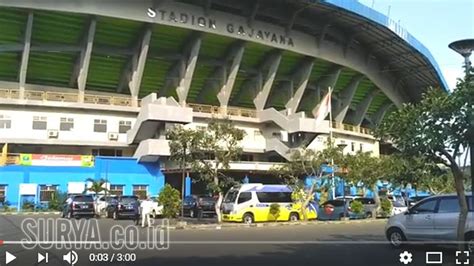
[0,212,61,215]
[168,218,387,231]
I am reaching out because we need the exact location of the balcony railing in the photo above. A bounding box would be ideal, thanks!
[332,122,372,135]
[0,89,137,107]
[187,103,257,118]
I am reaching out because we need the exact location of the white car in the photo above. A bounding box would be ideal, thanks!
[391,200,408,216]
[150,196,163,218]
[95,195,116,216]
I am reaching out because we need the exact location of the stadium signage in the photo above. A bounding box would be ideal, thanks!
[147,8,294,47]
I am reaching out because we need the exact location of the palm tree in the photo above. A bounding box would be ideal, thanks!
[84,178,108,195]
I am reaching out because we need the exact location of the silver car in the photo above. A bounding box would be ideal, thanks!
[385,193,473,251]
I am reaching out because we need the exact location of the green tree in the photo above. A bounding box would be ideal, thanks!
[345,152,395,218]
[158,184,181,219]
[167,125,198,217]
[376,69,473,250]
[271,142,345,221]
[188,119,245,223]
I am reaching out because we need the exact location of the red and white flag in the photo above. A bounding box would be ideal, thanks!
[313,88,332,126]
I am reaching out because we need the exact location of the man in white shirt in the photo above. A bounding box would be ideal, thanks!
[140,196,153,228]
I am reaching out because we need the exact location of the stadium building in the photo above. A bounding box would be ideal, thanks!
[0,0,447,207]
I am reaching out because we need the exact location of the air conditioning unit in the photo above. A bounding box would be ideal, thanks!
[47,129,59,138]
[108,132,119,141]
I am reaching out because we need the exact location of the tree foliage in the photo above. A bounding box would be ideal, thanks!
[271,142,345,220]
[167,119,245,222]
[84,178,108,195]
[158,184,181,219]
[376,69,473,249]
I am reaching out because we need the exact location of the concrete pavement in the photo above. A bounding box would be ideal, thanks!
[0,214,467,266]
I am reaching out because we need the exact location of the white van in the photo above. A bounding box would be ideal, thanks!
[221,183,317,224]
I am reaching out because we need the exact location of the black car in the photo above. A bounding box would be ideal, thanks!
[61,195,95,219]
[106,195,139,220]
[183,195,216,218]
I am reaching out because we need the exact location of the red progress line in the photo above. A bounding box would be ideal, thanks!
[0,240,4,246]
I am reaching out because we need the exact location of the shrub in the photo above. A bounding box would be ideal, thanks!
[48,191,67,211]
[269,203,281,221]
[22,200,35,211]
[380,198,393,217]
[158,184,181,219]
[350,200,364,215]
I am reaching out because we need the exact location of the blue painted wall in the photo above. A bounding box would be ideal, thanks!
[0,157,164,208]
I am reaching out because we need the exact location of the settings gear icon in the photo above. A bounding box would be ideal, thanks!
[399,251,413,264]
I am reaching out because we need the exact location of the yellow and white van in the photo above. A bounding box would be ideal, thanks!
[221,183,317,224]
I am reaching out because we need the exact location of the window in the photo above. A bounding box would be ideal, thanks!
[256,192,292,203]
[32,116,47,130]
[351,142,355,152]
[40,185,57,202]
[60,117,74,131]
[412,199,437,213]
[238,192,252,204]
[109,185,124,196]
[94,119,107,132]
[0,115,11,129]
[133,185,148,199]
[323,200,345,207]
[438,197,460,213]
[92,149,122,157]
[0,185,6,203]
[359,143,363,152]
[119,121,132,134]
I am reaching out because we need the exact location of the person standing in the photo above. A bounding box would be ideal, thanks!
[140,196,153,228]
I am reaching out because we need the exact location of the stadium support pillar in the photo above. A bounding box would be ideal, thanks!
[128,26,152,107]
[332,75,363,123]
[18,12,33,100]
[253,51,282,110]
[75,18,96,103]
[216,42,245,112]
[285,59,313,115]
[311,66,342,115]
[371,102,393,127]
[176,35,202,106]
[347,89,378,126]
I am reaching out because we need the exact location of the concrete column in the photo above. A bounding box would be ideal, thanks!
[371,102,393,127]
[128,26,152,107]
[76,18,96,103]
[217,42,245,109]
[311,66,342,115]
[333,75,363,123]
[285,59,314,115]
[348,89,378,126]
[176,36,201,106]
[18,12,33,100]
[253,51,282,110]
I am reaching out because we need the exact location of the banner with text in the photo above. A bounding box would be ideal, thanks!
[19,154,94,167]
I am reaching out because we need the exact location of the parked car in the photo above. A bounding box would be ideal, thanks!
[318,198,377,220]
[95,195,116,215]
[149,196,163,218]
[318,199,351,220]
[184,195,217,218]
[407,195,430,207]
[61,195,95,219]
[105,195,139,220]
[391,199,408,216]
[385,193,474,252]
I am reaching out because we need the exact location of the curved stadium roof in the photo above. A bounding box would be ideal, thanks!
[0,0,447,127]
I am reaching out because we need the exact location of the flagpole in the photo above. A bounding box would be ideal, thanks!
[328,86,333,147]
[327,87,335,200]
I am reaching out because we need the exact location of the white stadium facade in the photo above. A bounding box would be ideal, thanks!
[0,0,448,194]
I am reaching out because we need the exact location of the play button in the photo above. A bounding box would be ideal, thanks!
[5,251,16,264]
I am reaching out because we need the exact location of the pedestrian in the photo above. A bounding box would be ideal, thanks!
[140,196,153,228]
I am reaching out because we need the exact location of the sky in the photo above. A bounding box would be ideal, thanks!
[358,0,474,91]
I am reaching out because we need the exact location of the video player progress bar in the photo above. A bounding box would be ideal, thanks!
[1,240,473,245]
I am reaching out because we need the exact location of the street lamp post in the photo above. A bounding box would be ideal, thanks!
[449,39,474,207]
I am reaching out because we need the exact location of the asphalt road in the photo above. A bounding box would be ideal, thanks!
[0,214,469,266]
